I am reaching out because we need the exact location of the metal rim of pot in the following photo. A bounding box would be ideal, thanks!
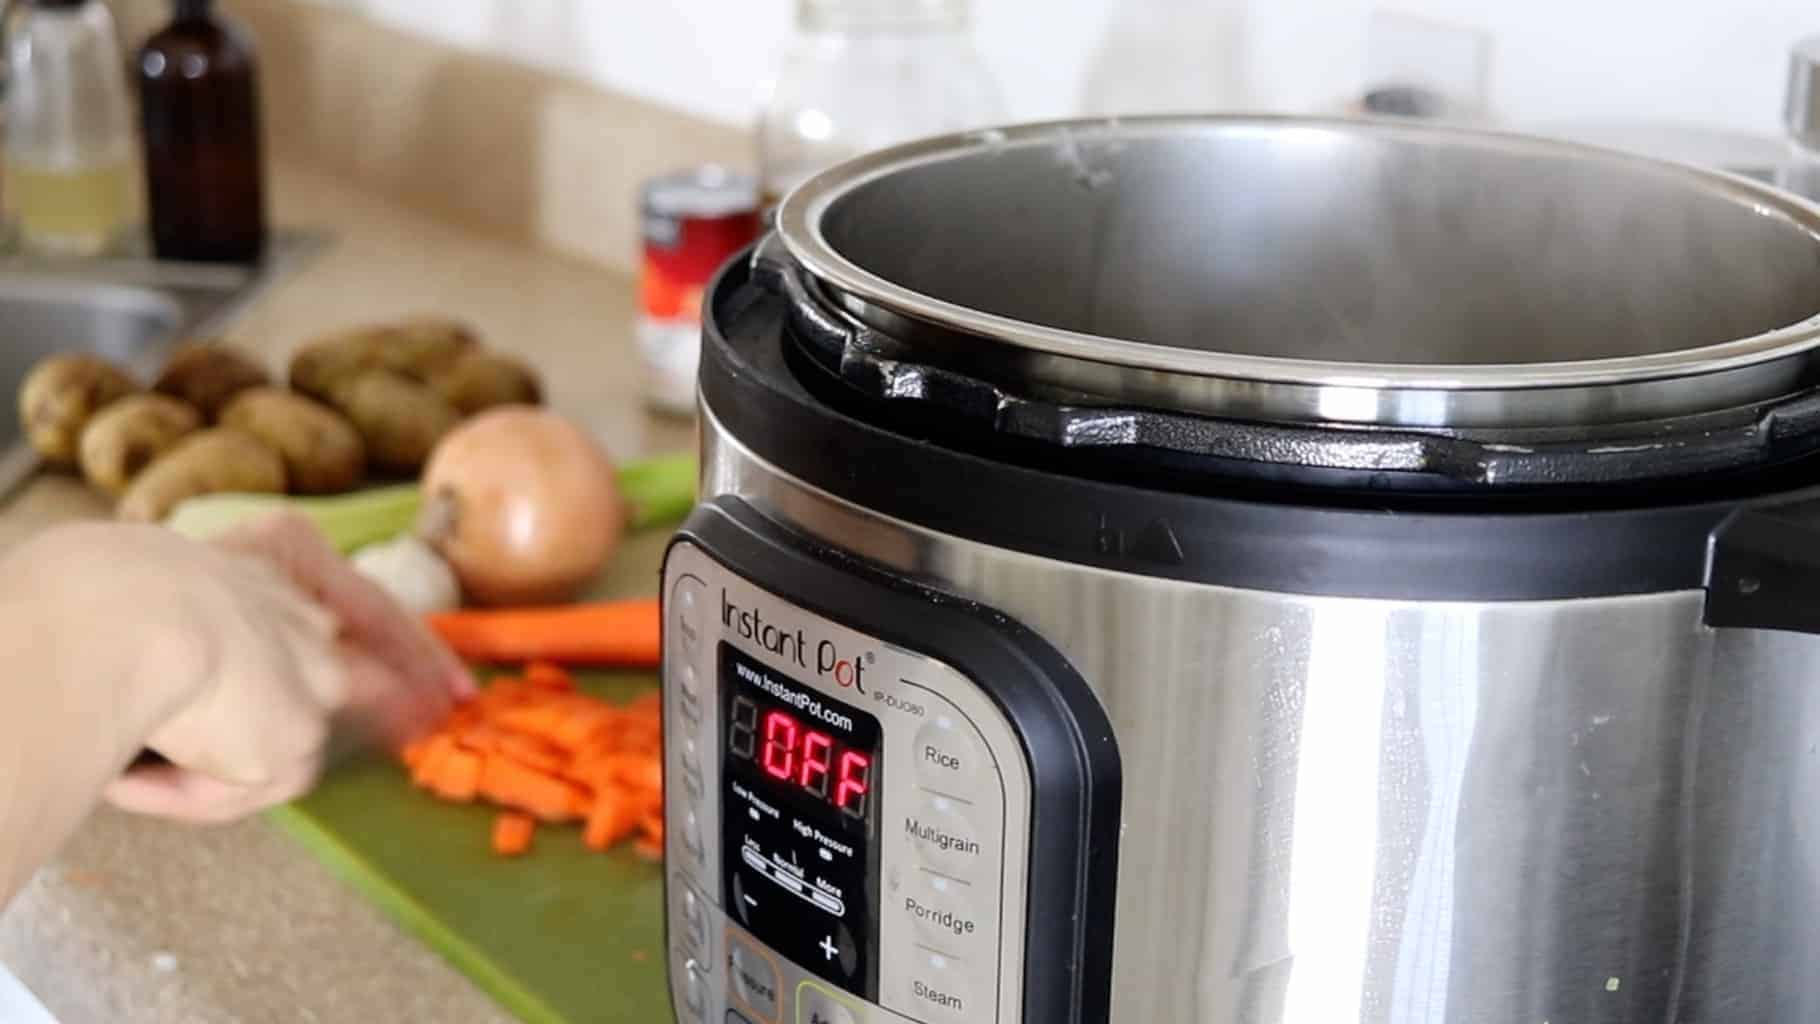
[773,115,1820,432]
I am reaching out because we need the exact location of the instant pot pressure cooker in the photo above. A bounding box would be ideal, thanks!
[660,117,1820,1024]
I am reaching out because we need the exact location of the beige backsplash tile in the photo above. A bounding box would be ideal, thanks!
[221,0,752,275]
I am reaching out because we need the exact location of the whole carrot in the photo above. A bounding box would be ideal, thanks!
[427,598,660,666]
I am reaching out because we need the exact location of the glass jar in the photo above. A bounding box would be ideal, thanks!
[757,0,1005,206]
[1780,36,1820,201]
[3,0,135,258]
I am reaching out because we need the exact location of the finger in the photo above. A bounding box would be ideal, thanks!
[104,765,262,825]
[107,754,324,824]
[223,514,475,700]
[336,642,454,754]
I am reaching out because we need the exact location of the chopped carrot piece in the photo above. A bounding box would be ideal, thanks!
[583,791,635,851]
[498,733,568,775]
[525,662,574,689]
[427,748,484,802]
[492,813,536,857]
[479,756,588,822]
[409,734,457,789]
[401,668,665,859]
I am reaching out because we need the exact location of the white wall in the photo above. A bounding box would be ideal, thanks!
[303,0,1816,139]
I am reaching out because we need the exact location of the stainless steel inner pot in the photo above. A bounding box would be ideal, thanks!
[774,117,1820,429]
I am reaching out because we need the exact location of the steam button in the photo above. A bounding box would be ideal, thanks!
[900,951,972,1023]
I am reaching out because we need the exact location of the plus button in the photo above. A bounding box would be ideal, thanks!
[819,934,839,961]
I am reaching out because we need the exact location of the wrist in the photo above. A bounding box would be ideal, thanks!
[0,524,212,761]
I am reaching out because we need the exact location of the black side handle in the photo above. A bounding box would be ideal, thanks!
[1705,494,1820,633]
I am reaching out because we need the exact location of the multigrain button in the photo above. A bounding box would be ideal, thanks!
[913,711,991,790]
[905,951,973,1022]
[904,792,985,876]
[728,935,781,1023]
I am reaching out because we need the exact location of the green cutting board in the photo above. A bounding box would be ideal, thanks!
[268,529,676,1024]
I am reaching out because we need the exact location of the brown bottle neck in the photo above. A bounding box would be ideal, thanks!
[173,0,213,21]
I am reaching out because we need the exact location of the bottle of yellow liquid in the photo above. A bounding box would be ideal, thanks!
[3,0,134,258]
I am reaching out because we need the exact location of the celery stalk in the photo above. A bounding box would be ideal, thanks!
[618,451,697,530]
[161,453,696,554]
[164,485,423,555]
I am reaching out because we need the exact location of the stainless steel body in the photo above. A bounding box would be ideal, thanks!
[776,117,1820,431]
[699,403,1820,1023]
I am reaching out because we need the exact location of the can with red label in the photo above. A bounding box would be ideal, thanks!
[639,166,761,414]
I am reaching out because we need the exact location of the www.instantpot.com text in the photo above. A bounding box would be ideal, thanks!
[732,659,856,733]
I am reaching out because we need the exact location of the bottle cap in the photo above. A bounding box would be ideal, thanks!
[1788,36,1820,149]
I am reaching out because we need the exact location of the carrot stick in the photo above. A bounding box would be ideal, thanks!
[492,813,536,857]
[426,600,661,667]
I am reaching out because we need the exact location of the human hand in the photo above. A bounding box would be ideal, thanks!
[102,514,475,823]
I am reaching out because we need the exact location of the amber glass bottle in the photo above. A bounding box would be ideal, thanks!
[138,0,265,263]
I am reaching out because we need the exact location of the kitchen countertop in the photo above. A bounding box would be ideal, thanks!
[0,161,693,1023]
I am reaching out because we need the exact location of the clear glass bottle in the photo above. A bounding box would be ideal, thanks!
[1780,36,1820,202]
[757,0,1005,207]
[3,0,134,258]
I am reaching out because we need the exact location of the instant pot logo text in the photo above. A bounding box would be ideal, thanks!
[722,589,870,693]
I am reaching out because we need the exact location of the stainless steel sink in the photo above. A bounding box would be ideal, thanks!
[0,231,325,497]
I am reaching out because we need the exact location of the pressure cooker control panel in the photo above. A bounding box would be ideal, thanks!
[663,537,1032,1024]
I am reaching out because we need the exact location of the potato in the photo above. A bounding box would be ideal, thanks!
[389,315,482,376]
[18,354,138,464]
[329,369,461,472]
[117,428,287,523]
[220,387,367,494]
[290,317,478,399]
[78,394,203,497]
[427,351,543,415]
[153,342,271,419]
